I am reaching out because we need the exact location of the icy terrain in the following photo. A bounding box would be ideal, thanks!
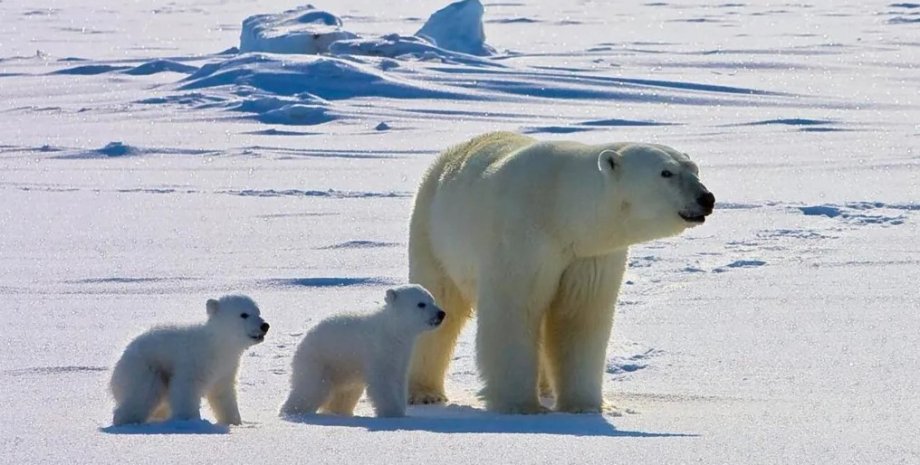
[1,0,918,464]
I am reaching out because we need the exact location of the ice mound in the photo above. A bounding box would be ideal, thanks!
[95,141,140,157]
[239,5,358,54]
[237,1,495,59]
[180,53,463,100]
[416,0,495,56]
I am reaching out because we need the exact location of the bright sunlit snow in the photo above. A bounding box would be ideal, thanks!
[1,0,918,464]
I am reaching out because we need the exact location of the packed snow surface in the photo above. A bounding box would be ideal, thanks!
[0,0,918,464]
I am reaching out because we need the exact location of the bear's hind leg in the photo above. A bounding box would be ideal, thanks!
[537,323,555,401]
[280,360,331,416]
[149,400,171,421]
[110,361,166,426]
[321,383,364,416]
[408,248,471,405]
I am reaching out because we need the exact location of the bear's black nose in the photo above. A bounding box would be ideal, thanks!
[436,311,446,321]
[260,323,270,332]
[697,192,715,214]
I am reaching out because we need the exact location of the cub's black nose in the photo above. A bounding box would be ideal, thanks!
[436,311,446,321]
[260,323,270,332]
[697,192,715,213]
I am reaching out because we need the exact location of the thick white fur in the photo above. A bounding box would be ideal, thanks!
[280,285,444,418]
[109,295,269,426]
[407,131,713,413]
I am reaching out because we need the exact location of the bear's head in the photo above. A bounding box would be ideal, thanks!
[205,294,270,347]
[596,143,714,247]
[384,284,445,332]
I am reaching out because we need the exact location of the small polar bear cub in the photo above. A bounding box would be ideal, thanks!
[280,285,445,418]
[109,295,270,426]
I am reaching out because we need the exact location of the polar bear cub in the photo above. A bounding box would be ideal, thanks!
[280,285,445,418]
[109,295,270,426]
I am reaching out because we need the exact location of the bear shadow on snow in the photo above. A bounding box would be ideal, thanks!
[99,419,230,435]
[282,404,697,438]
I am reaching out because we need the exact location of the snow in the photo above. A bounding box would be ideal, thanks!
[1,0,919,464]
[123,60,199,76]
[179,53,463,101]
[327,34,495,65]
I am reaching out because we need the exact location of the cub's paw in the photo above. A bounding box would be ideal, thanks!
[408,389,448,405]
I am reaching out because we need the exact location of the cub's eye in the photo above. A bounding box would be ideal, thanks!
[240,313,249,319]
[417,302,427,308]
[661,170,673,178]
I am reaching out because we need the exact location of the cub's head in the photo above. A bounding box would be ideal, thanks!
[206,294,270,346]
[597,143,714,243]
[384,284,445,331]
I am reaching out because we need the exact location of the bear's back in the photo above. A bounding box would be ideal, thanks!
[300,314,371,361]
[124,324,209,366]
[437,132,534,182]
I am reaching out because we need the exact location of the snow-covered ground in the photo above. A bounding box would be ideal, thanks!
[1,0,918,463]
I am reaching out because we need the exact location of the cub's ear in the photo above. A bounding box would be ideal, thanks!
[385,288,397,305]
[206,299,220,316]
[597,149,622,174]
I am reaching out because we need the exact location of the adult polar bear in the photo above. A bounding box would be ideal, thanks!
[407,132,715,413]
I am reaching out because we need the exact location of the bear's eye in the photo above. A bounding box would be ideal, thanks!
[240,313,249,319]
[661,170,673,178]
[417,302,427,309]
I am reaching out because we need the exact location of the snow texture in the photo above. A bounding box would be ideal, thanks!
[0,0,918,464]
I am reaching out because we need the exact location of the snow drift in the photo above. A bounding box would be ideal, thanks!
[239,5,358,54]
[180,53,464,101]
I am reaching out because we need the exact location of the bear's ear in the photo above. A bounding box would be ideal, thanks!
[206,299,220,316]
[385,288,397,305]
[597,149,621,174]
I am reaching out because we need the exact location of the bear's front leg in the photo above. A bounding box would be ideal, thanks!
[476,307,545,413]
[366,365,407,418]
[207,376,242,425]
[167,367,204,422]
[475,256,563,414]
[546,252,626,413]
[545,310,612,413]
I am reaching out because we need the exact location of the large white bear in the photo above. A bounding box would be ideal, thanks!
[109,295,270,426]
[407,132,715,413]
[280,285,445,418]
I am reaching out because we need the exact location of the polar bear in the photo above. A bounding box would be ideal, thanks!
[109,295,270,426]
[280,285,445,418]
[406,132,715,413]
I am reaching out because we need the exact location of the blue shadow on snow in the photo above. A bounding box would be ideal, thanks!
[100,419,229,435]
[283,404,697,438]
[266,277,398,288]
